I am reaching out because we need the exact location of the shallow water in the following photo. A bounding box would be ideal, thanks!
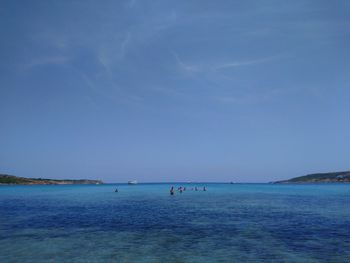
[1,183,350,262]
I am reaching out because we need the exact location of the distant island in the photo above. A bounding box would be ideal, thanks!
[275,171,350,183]
[0,174,103,185]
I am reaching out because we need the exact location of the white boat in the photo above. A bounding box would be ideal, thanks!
[128,180,138,185]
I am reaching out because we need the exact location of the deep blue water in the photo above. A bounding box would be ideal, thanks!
[1,183,350,262]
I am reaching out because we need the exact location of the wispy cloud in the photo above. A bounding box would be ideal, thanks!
[97,32,131,75]
[172,52,200,73]
[25,56,69,69]
[80,72,99,93]
[126,0,136,8]
[214,56,283,71]
[97,51,112,75]
[120,32,131,58]
[153,10,178,31]
[150,86,186,97]
[216,94,268,106]
[216,88,291,105]
[172,52,288,76]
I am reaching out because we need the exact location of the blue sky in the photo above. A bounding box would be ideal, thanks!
[1,0,350,183]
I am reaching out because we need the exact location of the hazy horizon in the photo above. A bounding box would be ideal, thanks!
[1,0,350,183]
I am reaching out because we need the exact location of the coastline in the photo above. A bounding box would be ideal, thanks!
[0,174,103,185]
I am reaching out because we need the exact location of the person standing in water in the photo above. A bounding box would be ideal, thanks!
[203,186,206,191]
[170,186,174,195]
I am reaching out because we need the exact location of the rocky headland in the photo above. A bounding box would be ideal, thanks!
[275,171,350,183]
[0,174,103,185]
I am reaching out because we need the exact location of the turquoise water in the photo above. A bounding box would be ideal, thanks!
[1,183,350,262]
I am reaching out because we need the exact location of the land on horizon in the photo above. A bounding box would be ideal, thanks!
[275,171,350,184]
[2,171,350,185]
[0,174,103,185]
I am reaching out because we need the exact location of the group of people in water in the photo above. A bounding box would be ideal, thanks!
[170,186,206,195]
[114,185,207,195]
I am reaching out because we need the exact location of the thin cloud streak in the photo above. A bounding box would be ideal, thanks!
[214,56,284,70]
[25,56,70,69]
[97,32,131,75]
[120,32,131,59]
[172,52,289,75]
[172,52,200,73]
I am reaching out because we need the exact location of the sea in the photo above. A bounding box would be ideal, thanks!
[1,183,350,262]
